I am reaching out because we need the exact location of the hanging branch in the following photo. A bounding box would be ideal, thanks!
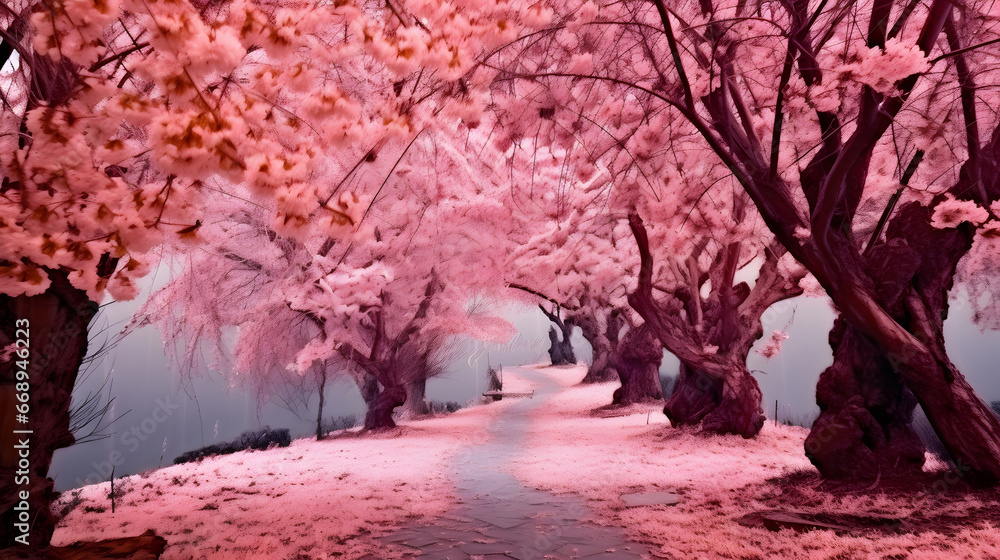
[507,282,578,310]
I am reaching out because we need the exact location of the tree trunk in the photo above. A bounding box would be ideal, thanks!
[806,320,925,479]
[703,365,767,438]
[664,363,721,427]
[363,383,407,430]
[5,529,167,559]
[805,199,996,481]
[665,361,766,438]
[540,305,576,365]
[315,366,327,440]
[576,311,619,383]
[358,372,380,406]
[810,247,1000,482]
[625,215,777,440]
[558,326,576,365]
[547,327,569,365]
[584,337,617,383]
[1,270,99,549]
[404,375,429,417]
[907,361,1000,484]
[610,325,663,405]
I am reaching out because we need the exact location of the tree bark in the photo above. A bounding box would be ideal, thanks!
[363,383,407,430]
[1,269,100,549]
[610,324,663,405]
[665,361,766,438]
[4,528,167,559]
[806,320,925,479]
[540,305,576,365]
[404,374,429,417]
[558,329,576,364]
[359,372,380,406]
[546,327,566,365]
[315,365,328,440]
[664,363,721,427]
[702,365,767,438]
[576,310,619,383]
[626,215,780,439]
[806,195,997,480]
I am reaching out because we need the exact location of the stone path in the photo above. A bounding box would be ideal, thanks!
[369,367,651,560]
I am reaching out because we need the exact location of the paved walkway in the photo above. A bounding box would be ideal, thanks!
[372,367,650,560]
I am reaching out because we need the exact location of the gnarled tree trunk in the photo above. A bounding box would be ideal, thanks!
[626,215,779,439]
[664,363,721,428]
[806,320,924,479]
[540,305,576,365]
[1,269,100,549]
[404,375,429,418]
[576,309,620,383]
[808,194,992,480]
[665,362,765,438]
[364,383,407,430]
[702,365,767,438]
[610,324,663,405]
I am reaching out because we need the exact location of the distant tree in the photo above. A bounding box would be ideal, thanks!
[501,154,663,397]
[539,304,577,366]
[140,127,515,431]
[574,302,624,385]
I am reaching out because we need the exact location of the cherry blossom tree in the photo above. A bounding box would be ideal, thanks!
[488,0,1000,479]
[657,0,1000,481]
[575,305,625,384]
[500,141,668,404]
[141,126,515,432]
[627,216,803,437]
[509,210,666,404]
[0,0,541,547]
[484,7,806,436]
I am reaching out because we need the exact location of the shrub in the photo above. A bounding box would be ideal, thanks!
[108,477,131,503]
[174,427,291,464]
[779,413,817,429]
[430,401,463,414]
[56,490,84,519]
[320,415,360,434]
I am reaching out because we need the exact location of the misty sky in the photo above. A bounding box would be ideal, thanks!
[50,273,1000,492]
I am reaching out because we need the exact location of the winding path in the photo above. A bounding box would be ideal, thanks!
[373,366,650,560]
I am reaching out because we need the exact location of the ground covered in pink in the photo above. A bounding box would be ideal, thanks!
[51,399,511,559]
[507,365,1000,560]
[52,364,1000,559]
